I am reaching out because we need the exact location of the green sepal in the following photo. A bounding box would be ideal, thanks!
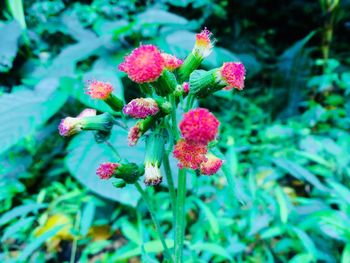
[178,53,203,82]
[152,69,177,96]
[115,163,144,184]
[82,112,114,133]
[189,69,222,98]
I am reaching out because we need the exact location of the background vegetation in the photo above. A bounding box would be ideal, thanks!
[1,0,350,262]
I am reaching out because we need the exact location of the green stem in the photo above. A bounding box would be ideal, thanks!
[135,182,173,263]
[169,94,180,139]
[174,169,187,263]
[163,151,177,225]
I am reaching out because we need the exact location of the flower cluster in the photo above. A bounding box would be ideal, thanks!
[58,28,245,185]
[173,108,223,175]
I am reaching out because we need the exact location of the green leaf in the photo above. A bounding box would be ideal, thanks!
[342,244,350,263]
[193,198,219,235]
[275,186,289,224]
[6,0,26,29]
[190,242,233,261]
[0,21,22,73]
[65,127,145,206]
[327,180,350,206]
[17,225,64,262]
[0,203,47,227]
[80,201,96,236]
[0,78,67,154]
[273,158,328,191]
[291,227,317,260]
[1,216,35,241]
[121,220,141,244]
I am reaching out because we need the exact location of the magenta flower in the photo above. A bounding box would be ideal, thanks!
[85,80,114,100]
[123,98,159,119]
[200,154,223,175]
[173,139,208,169]
[161,53,183,71]
[96,162,120,179]
[219,62,246,90]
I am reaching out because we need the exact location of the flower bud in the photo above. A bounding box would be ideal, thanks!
[115,163,144,184]
[96,162,120,180]
[123,98,159,119]
[179,108,220,144]
[152,69,178,96]
[178,28,215,82]
[173,139,208,169]
[144,133,164,186]
[118,45,165,84]
[112,179,126,188]
[85,80,124,111]
[58,109,114,137]
[161,53,183,71]
[199,153,223,175]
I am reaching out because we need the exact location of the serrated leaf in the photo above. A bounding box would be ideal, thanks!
[0,78,67,154]
[65,127,145,206]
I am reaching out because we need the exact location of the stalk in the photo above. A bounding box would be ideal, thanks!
[163,151,177,224]
[135,182,173,263]
[174,169,187,263]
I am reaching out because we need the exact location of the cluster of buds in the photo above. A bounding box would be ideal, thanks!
[58,27,245,186]
[173,108,223,175]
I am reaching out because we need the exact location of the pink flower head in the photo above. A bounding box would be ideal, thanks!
[200,154,223,175]
[118,45,165,83]
[85,80,113,100]
[179,108,220,144]
[128,123,142,146]
[58,108,96,137]
[96,162,120,179]
[194,28,215,58]
[123,98,159,119]
[173,139,208,169]
[219,62,246,90]
[161,53,183,71]
[182,82,190,93]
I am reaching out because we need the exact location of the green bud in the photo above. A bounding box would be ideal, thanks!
[115,163,144,184]
[112,179,126,188]
[178,53,203,82]
[189,69,222,98]
[104,94,124,112]
[144,133,164,186]
[152,69,177,96]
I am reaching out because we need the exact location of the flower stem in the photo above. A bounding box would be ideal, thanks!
[163,151,177,225]
[174,168,187,263]
[135,182,173,262]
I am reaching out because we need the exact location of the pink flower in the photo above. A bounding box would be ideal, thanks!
[182,82,190,93]
[179,108,220,144]
[85,80,113,100]
[118,45,165,83]
[58,109,96,137]
[96,162,120,179]
[123,98,159,119]
[194,28,215,58]
[173,139,208,169]
[161,53,183,71]
[200,154,223,175]
[219,62,246,90]
[128,123,142,146]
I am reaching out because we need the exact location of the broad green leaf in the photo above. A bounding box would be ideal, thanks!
[17,225,64,262]
[0,203,47,227]
[190,242,233,261]
[0,78,67,154]
[65,127,145,206]
[0,21,22,73]
[273,158,328,191]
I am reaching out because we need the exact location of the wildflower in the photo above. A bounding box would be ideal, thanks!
[58,110,114,137]
[85,80,113,100]
[193,28,215,58]
[179,108,220,144]
[217,62,246,90]
[96,162,119,179]
[118,45,165,83]
[128,123,142,146]
[85,80,124,111]
[200,154,223,175]
[123,98,159,119]
[144,133,164,186]
[178,28,215,82]
[173,139,208,169]
[161,53,183,71]
[182,82,190,94]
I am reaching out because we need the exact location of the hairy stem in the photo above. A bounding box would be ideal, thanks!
[163,151,177,226]
[135,182,173,262]
[174,169,187,263]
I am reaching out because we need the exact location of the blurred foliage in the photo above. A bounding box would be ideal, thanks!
[0,0,350,262]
